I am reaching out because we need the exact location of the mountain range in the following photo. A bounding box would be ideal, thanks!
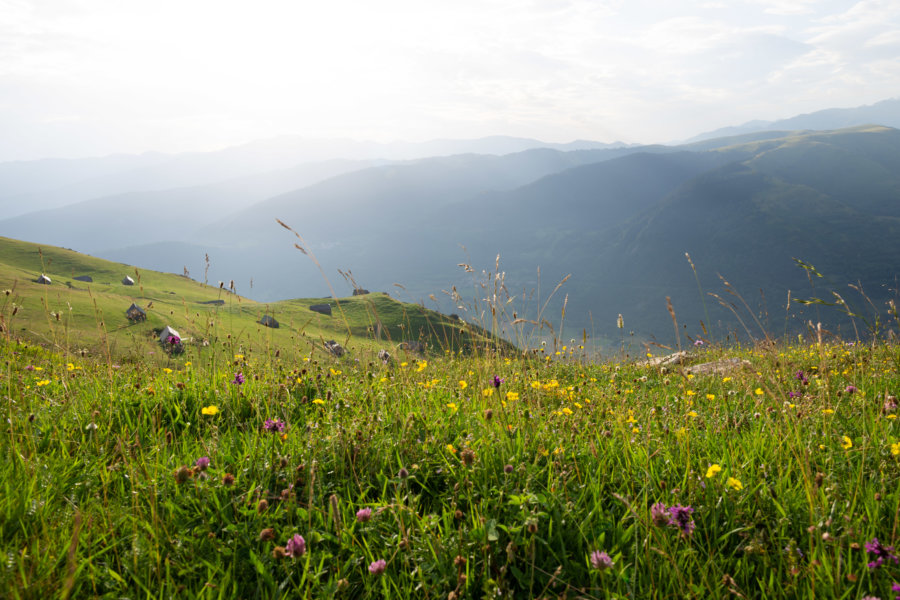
[2,100,900,346]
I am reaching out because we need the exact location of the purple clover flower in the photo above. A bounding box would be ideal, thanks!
[650,502,670,527]
[166,335,181,345]
[232,371,245,385]
[194,456,210,471]
[590,550,614,570]
[693,339,704,347]
[356,508,372,523]
[845,385,858,395]
[285,534,306,557]
[668,504,696,536]
[491,375,504,388]
[368,558,386,575]
[865,537,898,570]
[264,419,286,433]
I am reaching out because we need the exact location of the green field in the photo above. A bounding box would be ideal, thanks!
[0,236,504,365]
[2,237,900,598]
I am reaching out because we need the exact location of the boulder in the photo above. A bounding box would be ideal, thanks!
[259,315,279,328]
[685,358,751,376]
[310,303,332,316]
[352,288,370,296]
[325,340,345,357]
[637,351,692,368]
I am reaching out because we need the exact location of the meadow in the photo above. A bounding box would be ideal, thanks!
[3,301,900,599]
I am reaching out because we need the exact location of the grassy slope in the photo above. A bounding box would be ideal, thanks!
[0,236,502,362]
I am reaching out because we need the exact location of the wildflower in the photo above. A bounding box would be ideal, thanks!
[706,464,722,478]
[368,559,387,575]
[506,391,519,401]
[166,335,180,346]
[668,505,696,536]
[67,363,75,371]
[865,538,899,569]
[726,477,743,491]
[446,444,456,454]
[845,385,858,394]
[264,419,286,433]
[259,528,275,541]
[232,371,245,385]
[693,339,704,346]
[491,375,504,388]
[650,502,669,527]
[356,508,373,523]
[841,436,853,450]
[312,398,325,405]
[687,411,698,418]
[446,402,458,411]
[194,456,210,471]
[222,473,235,486]
[201,405,219,416]
[754,388,764,396]
[458,380,467,389]
[822,408,835,415]
[482,388,493,397]
[562,407,573,415]
[460,449,475,466]
[174,466,192,484]
[25,365,35,371]
[504,464,514,474]
[891,442,900,456]
[285,534,306,558]
[590,550,614,570]
[163,368,172,374]
[398,467,409,479]
[36,380,50,386]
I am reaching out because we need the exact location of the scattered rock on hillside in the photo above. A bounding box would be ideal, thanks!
[73,275,93,282]
[259,315,279,328]
[638,351,692,368]
[377,349,392,365]
[325,340,344,357]
[685,358,751,376]
[310,304,332,316]
[399,341,426,354]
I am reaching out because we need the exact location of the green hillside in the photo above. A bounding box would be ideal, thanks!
[0,237,505,363]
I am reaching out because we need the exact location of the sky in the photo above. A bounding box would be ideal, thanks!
[0,0,898,161]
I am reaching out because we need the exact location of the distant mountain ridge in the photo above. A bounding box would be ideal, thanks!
[686,98,900,142]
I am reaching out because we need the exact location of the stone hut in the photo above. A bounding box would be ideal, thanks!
[122,276,135,286]
[36,274,51,285]
[126,303,146,322]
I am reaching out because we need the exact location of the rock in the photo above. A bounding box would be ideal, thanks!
[259,315,279,328]
[399,341,426,354]
[352,288,370,296]
[73,275,93,282]
[637,351,692,367]
[199,300,225,306]
[377,349,391,365]
[325,340,345,357]
[310,303,332,316]
[685,358,751,376]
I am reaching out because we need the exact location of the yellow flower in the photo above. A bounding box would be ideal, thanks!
[36,379,50,386]
[675,427,687,438]
[706,464,722,478]
[184,362,192,367]
[446,402,458,411]
[822,408,834,415]
[561,407,573,415]
[685,390,695,396]
[163,368,173,374]
[706,394,715,401]
[722,377,731,383]
[234,354,243,360]
[379,377,388,383]
[631,427,640,434]
[506,391,519,401]
[626,415,637,424]
[887,414,897,420]
[482,388,493,397]
[201,405,219,416]
[446,444,456,454]
[840,436,852,450]
[726,477,743,491]
[416,360,428,372]
[400,362,408,367]
[312,398,325,405]
[330,368,342,376]
[687,411,698,418]
[891,442,900,455]
[574,402,582,409]
[531,381,542,389]
[754,388,764,396]
[66,363,75,371]
[458,380,468,389]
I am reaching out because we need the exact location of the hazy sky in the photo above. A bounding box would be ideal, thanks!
[1,0,898,160]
